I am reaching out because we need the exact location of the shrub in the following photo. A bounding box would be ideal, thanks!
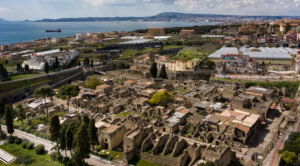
[21,141,29,149]
[35,144,45,154]
[50,152,62,161]
[14,155,36,165]
[27,142,35,150]
[281,150,297,164]
[149,91,174,106]
[15,138,22,144]
[0,132,6,140]
[8,136,16,144]
[95,145,101,152]
[62,156,71,165]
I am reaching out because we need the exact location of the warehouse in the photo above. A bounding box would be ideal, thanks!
[239,47,298,60]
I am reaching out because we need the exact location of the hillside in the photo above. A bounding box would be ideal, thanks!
[35,12,300,22]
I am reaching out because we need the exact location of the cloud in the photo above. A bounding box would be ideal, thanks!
[0,8,10,13]
[83,0,300,15]
[173,0,300,15]
[83,0,172,6]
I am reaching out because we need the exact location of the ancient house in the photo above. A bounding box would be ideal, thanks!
[99,125,127,150]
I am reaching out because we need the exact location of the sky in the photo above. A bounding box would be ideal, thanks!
[1,0,300,21]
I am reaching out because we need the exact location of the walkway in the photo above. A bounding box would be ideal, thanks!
[1,125,118,166]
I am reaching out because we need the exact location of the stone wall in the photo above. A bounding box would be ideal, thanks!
[0,67,84,103]
[140,152,181,166]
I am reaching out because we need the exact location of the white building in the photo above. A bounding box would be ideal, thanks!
[75,33,88,41]
[295,51,300,75]
[22,56,46,70]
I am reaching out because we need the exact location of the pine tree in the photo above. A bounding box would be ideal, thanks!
[65,122,79,153]
[88,119,98,151]
[0,100,5,134]
[0,64,8,80]
[16,104,26,127]
[44,62,49,74]
[83,57,90,66]
[150,62,158,78]
[25,64,29,72]
[72,149,83,166]
[82,115,90,126]
[159,64,168,79]
[90,59,94,68]
[50,115,61,153]
[34,86,55,118]
[16,63,22,72]
[55,56,59,69]
[57,84,80,112]
[5,105,14,136]
[74,123,90,163]
[59,125,68,156]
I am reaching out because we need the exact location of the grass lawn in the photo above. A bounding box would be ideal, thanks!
[10,74,38,80]
[169,48,206,61]
[115,111,131,118]
[0,143,63,166]
[122,49,140,56]
[136,159,160,166]
[0,58,26,72]
[163,45,183,50]
[97,149,123,160]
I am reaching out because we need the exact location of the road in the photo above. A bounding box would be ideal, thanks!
[1,125,117,166]
[263,84,300,166]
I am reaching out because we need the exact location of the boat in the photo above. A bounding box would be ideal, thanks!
[45,28,61,33]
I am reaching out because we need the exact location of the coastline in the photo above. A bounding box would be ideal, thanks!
[0,21,220,45]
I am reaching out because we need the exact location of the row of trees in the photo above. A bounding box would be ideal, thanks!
[34,84,80,118]
[49,115,98,165]
[0,64,8,81]
[83,57,94,67]
[150,63,168,79]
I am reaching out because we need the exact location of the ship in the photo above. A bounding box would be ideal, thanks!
[45,28,62,33]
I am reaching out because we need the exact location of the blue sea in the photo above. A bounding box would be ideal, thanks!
[0,21,219,45]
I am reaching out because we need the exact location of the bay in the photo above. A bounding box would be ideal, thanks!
[0,21,219,45]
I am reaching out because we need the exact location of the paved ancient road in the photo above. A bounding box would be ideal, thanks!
[1,125,117,166]
[263,84,300,166]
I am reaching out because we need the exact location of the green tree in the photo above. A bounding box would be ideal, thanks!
[5,105,14,136]
[25,64,29,72]
[16,63,22,72]
[0,64,8,81]
[149,91,174,107]
[281,150,297,164]
[65,123,78,153]
[34,86,55,118]
[0,100,5,134]
[72,149,84,166]
[55,56,59,69]
[44,62,49,74]
[59,124,68,156]
[16,104,26,127]
[285,23,292,33]
[150,62,158,78]
[159,64,168,79]
[85,76,101,90]
[58,84,79,112]
[88,119,98,151]
[205,60,215,69]
[50,115,61,153]
[82,115,90,126]
[90,59,94,68]
[83,57,90,66]
[74,123,90,163]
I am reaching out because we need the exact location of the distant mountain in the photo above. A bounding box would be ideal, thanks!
[0,18,8,22]
[35,12,300,22]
